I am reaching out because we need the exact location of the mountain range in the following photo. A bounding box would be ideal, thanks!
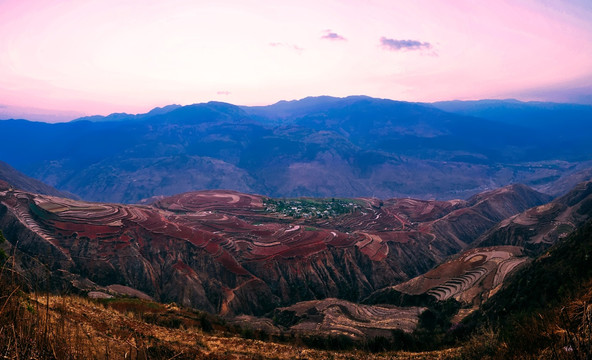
[2,96,592,203]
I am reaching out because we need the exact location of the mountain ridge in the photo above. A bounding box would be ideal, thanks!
[0,160,76,199]
[2,96,591,203]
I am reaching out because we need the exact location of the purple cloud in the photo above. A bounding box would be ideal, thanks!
[321,30,346,41]
[380,37,431,51]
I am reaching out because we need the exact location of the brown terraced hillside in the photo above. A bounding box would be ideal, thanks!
[0,180,549,321]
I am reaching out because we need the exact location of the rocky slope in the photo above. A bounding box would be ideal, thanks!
[360,180,592,325]
[0,182,549,318]
[475,180,592,252]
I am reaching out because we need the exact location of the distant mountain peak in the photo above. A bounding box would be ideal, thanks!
[145,104,182,116]
[72,104,183,123]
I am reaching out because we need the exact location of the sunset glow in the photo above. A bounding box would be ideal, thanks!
[1,0,591,120]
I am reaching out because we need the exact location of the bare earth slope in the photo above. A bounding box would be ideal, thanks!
[363,180,592,324]
[475,180,592,252]
[272,298,423,339]
[374,246,528,309]
[0,182,549,318]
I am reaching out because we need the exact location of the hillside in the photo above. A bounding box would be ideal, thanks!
[1,96,591,203]
[459,219,592,358]
[0,261,457,359]
[357,180,592,332]
[0,160,75,199]
[475,180,592,252]
[0,182,549,319]
[2,180,591,358]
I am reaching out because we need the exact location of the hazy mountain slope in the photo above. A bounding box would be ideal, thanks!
[73,104,182,122]
[1,96,591,203]
[431,99,592,133]
[532,164,592,196]
[0,160,75,199]
[432,99,592,161]
[56,155,258,203]
[242,95,350,123]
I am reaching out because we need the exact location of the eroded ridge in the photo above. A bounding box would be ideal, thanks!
[0,184,549,316]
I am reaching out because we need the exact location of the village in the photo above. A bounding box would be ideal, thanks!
[263,198,361,219]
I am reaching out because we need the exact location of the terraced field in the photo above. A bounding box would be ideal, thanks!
[475,180,592,251]
[0,182,550,321]
[393,246,528,306]
[273,298,423,339]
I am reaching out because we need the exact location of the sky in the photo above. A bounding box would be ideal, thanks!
[1,0,592,121]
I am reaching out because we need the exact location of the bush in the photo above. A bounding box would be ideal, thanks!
[456,328,504,360]
[0,230,7,262]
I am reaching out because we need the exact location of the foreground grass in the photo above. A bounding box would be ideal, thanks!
[1,290,460,359]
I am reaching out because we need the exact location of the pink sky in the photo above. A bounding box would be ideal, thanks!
[1,0,592,121]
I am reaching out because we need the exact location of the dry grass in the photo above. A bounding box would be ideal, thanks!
[453,285,592,360]
[1,289,461,359]
[0,231,459,359]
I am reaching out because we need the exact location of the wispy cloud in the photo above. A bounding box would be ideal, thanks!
[321,30,346,41]
[217,91,230,95]
[269,42,304,54]
[380,37,431,51]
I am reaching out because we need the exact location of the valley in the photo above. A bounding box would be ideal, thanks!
[0,177,557,326]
